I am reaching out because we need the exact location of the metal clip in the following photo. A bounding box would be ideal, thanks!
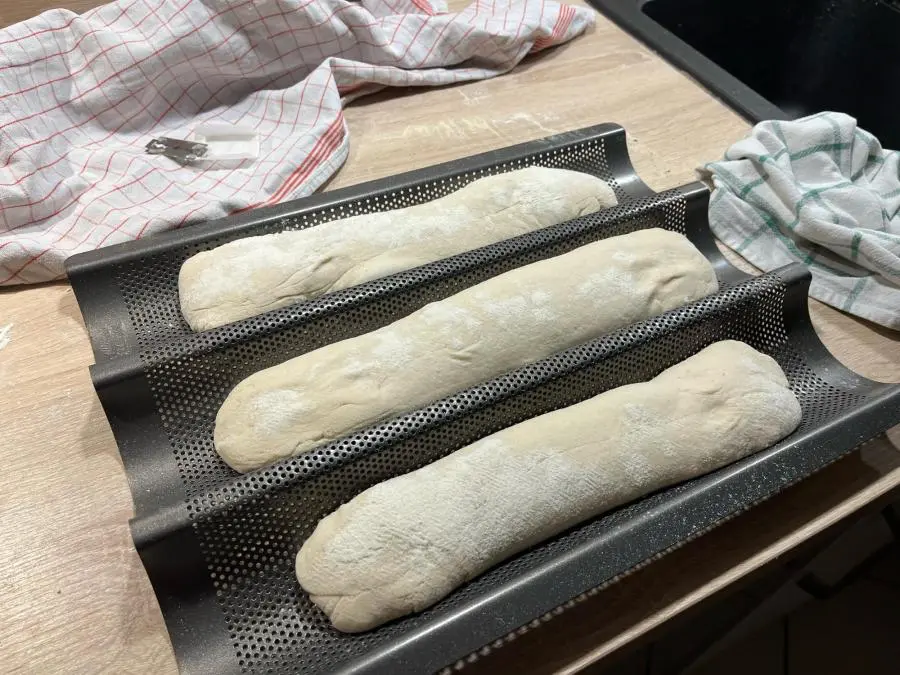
[145,137,209,164]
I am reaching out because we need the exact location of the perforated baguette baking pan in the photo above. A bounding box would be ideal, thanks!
[65,124,900,675]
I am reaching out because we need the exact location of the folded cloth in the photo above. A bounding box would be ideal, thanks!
[0,0,593,285]
[702,112,900,330]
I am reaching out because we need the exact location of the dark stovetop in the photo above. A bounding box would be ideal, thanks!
[589,0,900,148]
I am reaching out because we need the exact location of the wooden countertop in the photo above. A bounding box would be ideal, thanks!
[1,1,898,673]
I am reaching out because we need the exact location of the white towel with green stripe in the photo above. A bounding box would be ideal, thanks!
[701,112,900,330]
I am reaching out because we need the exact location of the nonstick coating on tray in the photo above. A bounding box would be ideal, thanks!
[66,125,900,675]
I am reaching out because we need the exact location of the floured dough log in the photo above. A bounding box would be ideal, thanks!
[214,228,718,472]
[296,340,802,632]
[179,167,618,331]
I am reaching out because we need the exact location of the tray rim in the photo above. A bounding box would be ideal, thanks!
[586,0,789,124]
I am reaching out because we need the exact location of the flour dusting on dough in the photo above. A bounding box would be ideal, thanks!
[576,269,635,300]
[418,303,482,331]
[251,389,313,434]
[371,332,414,368]
[479,289,557,324]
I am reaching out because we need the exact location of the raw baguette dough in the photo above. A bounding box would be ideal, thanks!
[295,340,802,632]
[214,228,718,472]
[179,167,618,331]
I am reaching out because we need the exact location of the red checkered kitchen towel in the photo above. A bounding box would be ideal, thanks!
[0,0,593,285]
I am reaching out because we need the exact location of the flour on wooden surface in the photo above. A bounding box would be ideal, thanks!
[0,324,12,351]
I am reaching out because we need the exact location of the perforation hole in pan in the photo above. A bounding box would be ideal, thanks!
[115,137,616,350]
[179,272,868,675]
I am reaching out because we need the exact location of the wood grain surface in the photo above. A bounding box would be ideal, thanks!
[1,1,898,674]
